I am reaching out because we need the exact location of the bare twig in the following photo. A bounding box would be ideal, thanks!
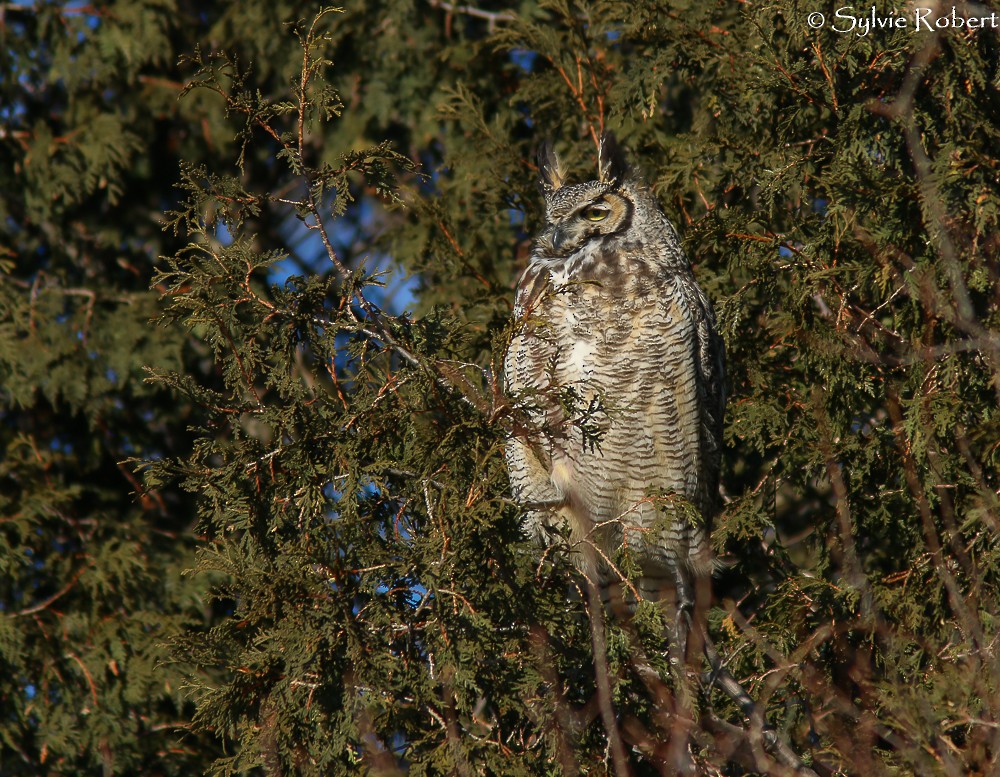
[426,0,515,32]
[13,565,87,617]
[585,580,633,777]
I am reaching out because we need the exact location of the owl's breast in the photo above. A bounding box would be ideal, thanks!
[551,282,657,380]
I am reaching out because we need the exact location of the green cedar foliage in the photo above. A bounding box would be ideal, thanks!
[3,0,999,775]
[151,12,593,774]
[0,3,226,774]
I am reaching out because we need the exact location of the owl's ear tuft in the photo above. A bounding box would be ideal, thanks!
[537,140,566,194]
[598,132,630,186]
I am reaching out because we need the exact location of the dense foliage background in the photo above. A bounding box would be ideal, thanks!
[2,1,998,774]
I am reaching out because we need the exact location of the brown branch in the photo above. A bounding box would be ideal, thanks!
[543,53,601,148]
[66,652,99,708]
[811,40,838,113]
[435,218,493,289]
[13,565,87,617]
[812,388,874,618]
[137,75,185,92]
[725,606,907,760]
[214,315,262,407]
[427,0,515,31]
[584,580,632,777]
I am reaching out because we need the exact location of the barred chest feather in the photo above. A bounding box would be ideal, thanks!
[526,262,692,398]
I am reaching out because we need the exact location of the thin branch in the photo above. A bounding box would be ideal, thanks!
[584,580,632,777]
[426,0,515,31]
[13,565,87,617]
[66,652,99,708]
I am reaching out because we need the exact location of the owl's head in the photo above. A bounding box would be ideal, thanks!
[534,134,676,264]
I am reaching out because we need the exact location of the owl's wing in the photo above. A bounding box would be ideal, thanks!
[688,278,726,511]
[696,291,725,439]
[511,263,552,321]
[505,263,563,526]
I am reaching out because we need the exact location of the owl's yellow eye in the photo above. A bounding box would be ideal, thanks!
[581,205,610,222]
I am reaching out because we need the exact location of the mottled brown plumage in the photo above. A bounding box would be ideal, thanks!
[505,136,725,610]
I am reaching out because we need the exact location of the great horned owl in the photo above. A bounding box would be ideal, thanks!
[505,136,725,614]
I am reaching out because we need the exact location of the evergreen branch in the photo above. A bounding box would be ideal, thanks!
[0,2,100,15]
[701,642,821,777]
[625,634,819,776]
[270,20,495,421]
[576,535,642,603]
[8,273,138,341]
[354,324,485,413]
[424,479,448,563]
[811,40,838,113]
[437,588,477,614]
[146,721,193,732]
[699,714,815,777]
[292,11,356,282]
[869,35,992,351]
[726,604,909,757]
[886,390,986,652]
[383,468,448,491]
[213,314,263,408]
[434,217,494,289]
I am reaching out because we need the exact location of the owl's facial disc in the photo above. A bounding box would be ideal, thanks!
[539,189,632,257]
[565,192,630,243]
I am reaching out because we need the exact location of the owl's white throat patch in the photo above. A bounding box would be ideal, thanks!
[537,240,604,286]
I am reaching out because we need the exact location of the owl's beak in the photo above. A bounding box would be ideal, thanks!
[549,225,568,251]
